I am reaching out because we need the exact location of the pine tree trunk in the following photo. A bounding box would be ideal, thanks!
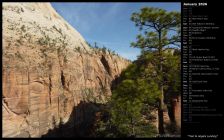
[158,30,165,134]
[158,93,165,134]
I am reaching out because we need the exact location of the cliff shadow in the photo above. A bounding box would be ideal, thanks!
[41,101,104,138]
[111,75,123,90]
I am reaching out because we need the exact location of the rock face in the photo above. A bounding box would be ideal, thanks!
[2,3,130,137]
[164,96,181,135]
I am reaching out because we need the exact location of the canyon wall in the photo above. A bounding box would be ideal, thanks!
[2,3,130,137]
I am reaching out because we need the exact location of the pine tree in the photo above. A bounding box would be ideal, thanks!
[130,7,180,134]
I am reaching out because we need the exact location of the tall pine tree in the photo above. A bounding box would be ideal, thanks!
[131,7,180,134]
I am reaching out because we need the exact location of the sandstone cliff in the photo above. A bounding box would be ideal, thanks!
[2,3,130,137]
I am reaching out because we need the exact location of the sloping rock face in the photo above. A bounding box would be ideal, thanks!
[2,3,130,137]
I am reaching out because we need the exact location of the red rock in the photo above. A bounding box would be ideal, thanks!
[2,3,130,137]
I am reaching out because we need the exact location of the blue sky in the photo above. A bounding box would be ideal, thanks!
[51,2,180,61]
